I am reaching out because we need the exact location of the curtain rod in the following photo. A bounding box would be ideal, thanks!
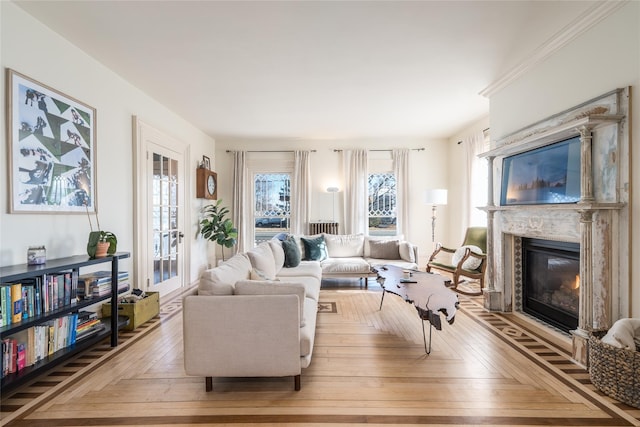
[226,149,317,153]
[332,148,425,152]
[457,127,490,145]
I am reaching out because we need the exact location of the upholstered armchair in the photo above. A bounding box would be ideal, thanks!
[426,226,487,296]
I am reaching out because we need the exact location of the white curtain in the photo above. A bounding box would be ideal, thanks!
[342,149,368,235]
[392,149,410,238]
[232,151,250,253]
[291,150,311,235]
[462,131,489,230]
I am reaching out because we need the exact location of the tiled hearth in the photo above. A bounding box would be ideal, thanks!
[481,88,630,365]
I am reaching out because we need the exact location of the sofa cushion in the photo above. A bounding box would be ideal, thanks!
[276,260,322,280]
[235,280,307,327]
[278,275,321,301]
[246,242,277,280]
[301,235,328,261]
[321,257,371,275]
[198,253,251,295]
[268,240,285,272]
[369,239,400,260]
[324,233,364,258]
[399,241,416,263]
[282,236,302,268]
[366,258,418,271]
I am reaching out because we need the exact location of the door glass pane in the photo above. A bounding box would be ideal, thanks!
[152,151,181,287]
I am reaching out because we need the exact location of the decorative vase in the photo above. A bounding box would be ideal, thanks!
[95,242,110,258]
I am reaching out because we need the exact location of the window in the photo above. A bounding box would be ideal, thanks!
[254,172,291,245]
[368,172,396,236]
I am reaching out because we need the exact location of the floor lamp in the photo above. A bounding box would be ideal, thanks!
[326,187,339,222]
[424,189,448,242]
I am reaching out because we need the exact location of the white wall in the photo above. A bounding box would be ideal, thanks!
[0,3,216,285]
[489,2,640,316]
[216,137,449,268]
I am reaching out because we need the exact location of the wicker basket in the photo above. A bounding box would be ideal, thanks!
[589,333,640,408]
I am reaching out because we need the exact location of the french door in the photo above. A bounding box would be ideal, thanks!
[148,144,184,296]
[133,118,188,298]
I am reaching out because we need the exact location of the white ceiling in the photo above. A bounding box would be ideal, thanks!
[15,0,599,141]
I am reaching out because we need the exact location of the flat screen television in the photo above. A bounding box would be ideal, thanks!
[500,136,581,206]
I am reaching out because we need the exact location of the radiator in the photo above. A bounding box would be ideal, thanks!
[309,222,339,235]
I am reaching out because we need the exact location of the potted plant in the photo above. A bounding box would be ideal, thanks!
[88,230,118,258]
[199,200,238,261]
[85,204,117,258]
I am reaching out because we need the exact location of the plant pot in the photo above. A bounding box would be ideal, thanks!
[95,242,110,258]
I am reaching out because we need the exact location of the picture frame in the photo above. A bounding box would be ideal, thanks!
[202,155,211,170]
[6,69,97,214]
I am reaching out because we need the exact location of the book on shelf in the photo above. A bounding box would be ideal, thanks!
[1,312,81,375]
[10,283,22,324]
[0,285,8,327]
[77,271,129,299]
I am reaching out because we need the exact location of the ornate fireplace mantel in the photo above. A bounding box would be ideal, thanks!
[480,88,630,365]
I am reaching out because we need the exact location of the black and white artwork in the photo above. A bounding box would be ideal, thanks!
[7,69,96,213]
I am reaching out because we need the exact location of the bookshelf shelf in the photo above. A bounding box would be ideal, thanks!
[1,252,130,393]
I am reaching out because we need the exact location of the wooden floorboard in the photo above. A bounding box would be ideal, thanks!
[2,285,639,426]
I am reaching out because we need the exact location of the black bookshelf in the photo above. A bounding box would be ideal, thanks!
[1,252,130,392]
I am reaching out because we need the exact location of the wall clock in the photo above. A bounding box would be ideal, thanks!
[196,168,217,200]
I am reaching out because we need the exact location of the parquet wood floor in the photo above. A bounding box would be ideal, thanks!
[2,285,639,426]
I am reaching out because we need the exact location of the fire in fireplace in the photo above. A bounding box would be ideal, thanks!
[522,238,580,333]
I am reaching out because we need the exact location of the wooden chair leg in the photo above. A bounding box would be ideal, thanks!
[294,375,301,391]
[205,377,213,392]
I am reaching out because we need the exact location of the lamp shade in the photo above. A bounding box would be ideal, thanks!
[326,187,339,193]
[424,189,448,205]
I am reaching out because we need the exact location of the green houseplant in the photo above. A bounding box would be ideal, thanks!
[199,200,238,261]
[85,204,117,258]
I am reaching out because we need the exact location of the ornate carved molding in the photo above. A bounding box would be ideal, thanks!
[479,2,626,98]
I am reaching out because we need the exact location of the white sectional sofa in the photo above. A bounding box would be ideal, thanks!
[183,239,321,391]
[291,233,419,281]
[183,233,418,391]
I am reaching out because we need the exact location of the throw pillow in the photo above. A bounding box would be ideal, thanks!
[451,245,483,270]
[323,233,364,258]
[282,236,302,267]
[198,253,251,295]
[246,242,277,280]
[250,268,280,281]
[399,241,416,263]
[369,239,400,260]
[301,235,328,261]
[268,240,285,270]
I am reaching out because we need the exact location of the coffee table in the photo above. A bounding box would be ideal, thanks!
[374,265,459,354]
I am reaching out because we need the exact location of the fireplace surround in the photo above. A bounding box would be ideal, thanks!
[481,88,630,365]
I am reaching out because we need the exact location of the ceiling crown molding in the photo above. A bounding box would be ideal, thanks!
[480,1,628,98]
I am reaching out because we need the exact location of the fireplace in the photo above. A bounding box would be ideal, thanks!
[480,88,630,365]
[522,238,579,333]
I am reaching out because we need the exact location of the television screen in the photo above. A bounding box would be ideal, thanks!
[500,136,581,205]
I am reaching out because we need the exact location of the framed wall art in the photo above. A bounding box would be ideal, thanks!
[6,69,97,213]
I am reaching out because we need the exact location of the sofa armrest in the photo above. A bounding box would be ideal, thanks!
[183,294,301,378]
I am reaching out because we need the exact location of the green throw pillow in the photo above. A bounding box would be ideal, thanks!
[282,236,301,268]
[301,235,328,261]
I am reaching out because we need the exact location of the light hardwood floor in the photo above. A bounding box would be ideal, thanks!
[2,284,639,426]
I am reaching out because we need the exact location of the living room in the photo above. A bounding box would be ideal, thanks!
[1,1,639,425]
